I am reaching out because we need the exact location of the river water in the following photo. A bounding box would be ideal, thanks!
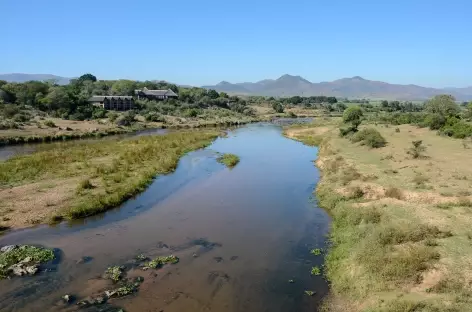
[0,123,330,312]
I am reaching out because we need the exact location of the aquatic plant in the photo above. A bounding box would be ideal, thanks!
[217,153,240,168]
[305,290,315,296]
[310,248,322,256]
[143,255,179,269]
[105,266,124,282]
[311,266,321,276]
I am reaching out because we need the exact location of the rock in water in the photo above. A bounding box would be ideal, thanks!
[0,245,17,253]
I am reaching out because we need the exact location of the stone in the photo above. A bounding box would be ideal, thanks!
[0,245,17,253]
[62,294,72,303]
[25,265,38,275]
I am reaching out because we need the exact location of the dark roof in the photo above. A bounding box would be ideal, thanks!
[88,96,133,102]
[136,88,178,97]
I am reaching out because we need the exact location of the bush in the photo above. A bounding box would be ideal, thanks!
[145,112,165,122]
[92,108,107,119]
[43,120,56,127]
[350,128,387,148]
[423,113,446,130]
[116,111,136,126]
[407,140,426,159]
[385,187,403,200]
[342,106,363,130]
[12,113,30,122]
[440,121,472,139]
[106,111,119,122]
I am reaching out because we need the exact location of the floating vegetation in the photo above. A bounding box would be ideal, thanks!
[311,266,321,276]
[135,254,147,261]
[310,248,322,256]
[217,153,240,168]
[143,255,179,270]
[0,245,55,279]
[105,266,124,282]
[288,279,295,283]
[305,290,315,296]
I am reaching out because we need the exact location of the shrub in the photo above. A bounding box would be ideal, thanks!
[12,113,30,122]
[77,179,94,192]
[288,111,297,118]
[43,120,56,127]
[342,106,363,130]
[412,172,429,186]
[116,111,136,126]
[423,113,446,130]
[107,111,119,122]
[145,112,165,122]
[407,140,426,159]
[395,127,400,133]
[350,128,387,148]
[92,108,107,119]
[385,187,404,200]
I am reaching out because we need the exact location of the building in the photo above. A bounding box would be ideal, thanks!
[88,96,135,111]
[135,87,178,101]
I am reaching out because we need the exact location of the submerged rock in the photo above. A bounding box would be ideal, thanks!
[0,245,55,279]
[0,245,17,253]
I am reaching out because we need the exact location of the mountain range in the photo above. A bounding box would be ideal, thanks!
[203,75,472,101]
[1,73,471,101]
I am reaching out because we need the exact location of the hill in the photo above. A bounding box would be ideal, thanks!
[203,75,472,101]
[0,73,70,85]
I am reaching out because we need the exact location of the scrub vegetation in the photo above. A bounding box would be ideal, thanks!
[286,115,472,311]
[0,131,218,228]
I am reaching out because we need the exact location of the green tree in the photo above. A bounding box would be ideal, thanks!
[272,102,284,113]
[207,89,219,99]
[78,73,97,83]
[425,94,459,117]
[343,106,363,130]
[44,87,71,111]
[111,80,137,96]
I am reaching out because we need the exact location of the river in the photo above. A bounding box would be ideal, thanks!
[0,123,330,312]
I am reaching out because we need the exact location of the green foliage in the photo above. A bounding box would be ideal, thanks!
[145,112,165,122]
[425,94,460,117]
[105,266,124,282]
[423,113,446,130]
[116,111,136,126]
[311,266,321,275]
[92,108,107,119]
[77,179,94,192]
[43,120,56,128]
[0,245,55,279]
[310,248,322,255]
[342,106,363,130]
[144,255,179,269]
[407,140,426,159]
[106,111,118,122]
[217,153,240,168]
[350,128,386,148]
[272,102,284,113]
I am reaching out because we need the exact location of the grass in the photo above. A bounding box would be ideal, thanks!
[0,131,219,226]
[143,255,179,269]
[286,123,472,312]
[217,153,240,168]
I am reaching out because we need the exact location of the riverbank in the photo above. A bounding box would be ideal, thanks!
[0,130,219,230]
[286,121,472,311]
[0,115,259,147]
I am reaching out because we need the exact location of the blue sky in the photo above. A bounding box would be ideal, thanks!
[1,0,471,87]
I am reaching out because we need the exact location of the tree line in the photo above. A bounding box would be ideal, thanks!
[0,74,254,122]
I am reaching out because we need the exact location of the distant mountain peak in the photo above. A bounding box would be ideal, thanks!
[276,74,311,83]
[351,76,366,80]
[217,81,231,86]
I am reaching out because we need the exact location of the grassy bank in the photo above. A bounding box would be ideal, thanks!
[0,130,219,229]
[286,121,472,311]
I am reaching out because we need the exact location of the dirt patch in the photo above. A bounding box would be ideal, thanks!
[284,126,329,139]
[0,178,80,228]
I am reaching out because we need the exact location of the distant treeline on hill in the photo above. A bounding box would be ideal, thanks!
[0,73,254,122]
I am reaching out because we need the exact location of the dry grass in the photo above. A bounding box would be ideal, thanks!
[287,123,472,312]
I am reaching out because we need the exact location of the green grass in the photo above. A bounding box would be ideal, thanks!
[0,131,219,221]
[286,123,472,311]
[217,153,240,168]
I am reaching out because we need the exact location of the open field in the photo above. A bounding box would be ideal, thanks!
[286,121,472,311]
[0,131,219,230]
